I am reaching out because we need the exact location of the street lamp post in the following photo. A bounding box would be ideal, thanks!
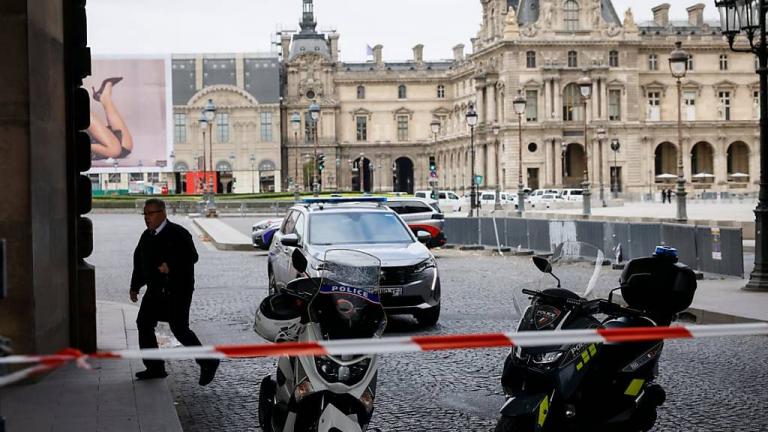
[430,119,441,202]
[249,154,256,194]
[561,141,568,186]
[716,0,768,290]
[578,75,593,216]
[203,99,217,216]
[309,101,321,197]
[358,153,365,193]
[291,112,301,201]
[466,103,478,217]
[669,41,689,222]
[198,113,208,198]
[513,90,527,215]
[168,150,176,194]
[596,127,607,207]
[491,124,502,210]
[610,139,621,199]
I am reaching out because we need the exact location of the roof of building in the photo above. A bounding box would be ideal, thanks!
[514,0,621,27]
[341,61,453,72]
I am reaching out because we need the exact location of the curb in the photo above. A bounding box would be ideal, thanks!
[192,219,253,251]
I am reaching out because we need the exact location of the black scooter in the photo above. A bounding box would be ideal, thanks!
[496,243,697,432]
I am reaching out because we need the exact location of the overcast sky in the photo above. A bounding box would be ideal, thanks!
[89,0,721,62]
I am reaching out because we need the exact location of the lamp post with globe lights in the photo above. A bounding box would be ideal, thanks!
[203,99,217,216]
[669,41,689,222]
[610,139,621,199]
[309,101,321,197]
[715,0,768,290]
[513,90,527,215]
[465,103,478,217]
[198,113,208,197]
[578,75,593,216]
[430,118,441,201]
[291,112,302,201]
[596,127,607,207]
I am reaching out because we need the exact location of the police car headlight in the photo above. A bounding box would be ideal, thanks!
[413,257,436,273]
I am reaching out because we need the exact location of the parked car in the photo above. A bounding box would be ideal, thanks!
[385,197,446,248]
[531,193,563,209]
[251,218,282,250]
[561,188,584,202]
[267,197,442,326]
[414,190,461,211]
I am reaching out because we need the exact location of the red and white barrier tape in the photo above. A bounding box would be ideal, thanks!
[0,323,766,371]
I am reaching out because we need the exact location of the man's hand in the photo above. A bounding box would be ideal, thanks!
[130,290,139,303]
[158,262,170,274]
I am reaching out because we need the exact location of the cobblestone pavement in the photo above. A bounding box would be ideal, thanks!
[92,214,768,432]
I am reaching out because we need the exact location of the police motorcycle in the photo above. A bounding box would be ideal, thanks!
[496,242,697,432]
[255,248,386,432]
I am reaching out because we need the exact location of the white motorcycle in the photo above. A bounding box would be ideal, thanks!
[254,249,386,432]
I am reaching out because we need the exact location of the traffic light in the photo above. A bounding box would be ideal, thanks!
[429,156,437,172]
[317,153,326,171]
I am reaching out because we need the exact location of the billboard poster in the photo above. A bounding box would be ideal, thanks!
[85,57,170,169]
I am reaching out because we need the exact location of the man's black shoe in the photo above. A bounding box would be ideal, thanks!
[135,369,168,380]
[198,360,220,386]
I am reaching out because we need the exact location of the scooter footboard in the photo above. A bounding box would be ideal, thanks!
[292,392,372,431]
[499,392,552,431]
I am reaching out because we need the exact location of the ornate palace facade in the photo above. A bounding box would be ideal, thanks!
[281,0,758,197]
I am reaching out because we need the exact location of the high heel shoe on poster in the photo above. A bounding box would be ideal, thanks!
[92,77,123,102]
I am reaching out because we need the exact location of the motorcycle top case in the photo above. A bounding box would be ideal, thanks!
[619,256,697,320]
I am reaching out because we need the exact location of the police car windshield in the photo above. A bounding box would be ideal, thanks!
[309,212,413,245]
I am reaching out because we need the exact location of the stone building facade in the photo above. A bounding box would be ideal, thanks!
[171,53,282,194]
[281,0,759,197]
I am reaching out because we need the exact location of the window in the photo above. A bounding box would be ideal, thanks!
[754,90,760,119]
[217,112,229,143]
[687,55,694,71]
[397,115,409,141]
[719,91,731,120]
[304,112,316,141]
[525,90,538,122]
[567,51,578,68]
[356,116,368,141]
[173,113,186,144]
[357,85,365,99]
[609,50,619,67]
[608,89,621,121]
[526,51,536,68]
[260,112,273,141]
[647,91,661,121]
[719,54,728,71]
[684,91,696,121]
[129,172,143,182]
[437,84,445,98]
[294,214,306,241]
[108,173,121,183]
[147,172,159,183]
[398,84,407,99]
[564,0,579,31]
[562,83,583,122]
[648,54,658,71]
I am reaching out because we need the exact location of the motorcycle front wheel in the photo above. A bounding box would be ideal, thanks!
[258,376,276,432]
[495,416,538,432]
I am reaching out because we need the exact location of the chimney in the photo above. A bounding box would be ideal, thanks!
[453,44,465,62]
[373,44,383,66]
[280,33,291,61]
[328,33,340,62]
[412,44,424,64]
[687,3,705,27]
[652,3,670,27]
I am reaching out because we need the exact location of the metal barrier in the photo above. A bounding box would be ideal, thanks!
[445,217,744,277]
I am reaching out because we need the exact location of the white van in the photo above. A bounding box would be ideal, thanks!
[414,190,461,211]
[561,188,584,202]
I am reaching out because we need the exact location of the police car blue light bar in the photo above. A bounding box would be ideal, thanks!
[302,197,388,204]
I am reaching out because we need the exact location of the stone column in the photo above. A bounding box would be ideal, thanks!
[475,77,487,124]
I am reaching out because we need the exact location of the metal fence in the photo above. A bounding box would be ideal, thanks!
[444,217,744,277]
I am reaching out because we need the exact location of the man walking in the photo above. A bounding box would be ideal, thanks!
[130,198,219,385]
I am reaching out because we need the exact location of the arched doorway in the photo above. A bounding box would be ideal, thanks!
[215,160,232,193]
[259,159,277,193]
[173,162,188,194]
[690,141,714,183]
[393,157,414,194]
[654,142,677,183]
[563,143,585,187]
[727,141,750,182]
[351,158,373,193]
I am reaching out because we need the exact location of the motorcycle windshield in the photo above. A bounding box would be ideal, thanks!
[512,241,607,323]
[309,249,387,340]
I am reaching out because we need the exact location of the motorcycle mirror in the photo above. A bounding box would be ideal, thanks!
[532,256,553,273]
[291,249,308,273]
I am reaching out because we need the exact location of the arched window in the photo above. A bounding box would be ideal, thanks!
[398,84,407,99]
[562,83,584,122]
[564,0,580,31]
[357,85,365,99]
[567,51,578,68]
